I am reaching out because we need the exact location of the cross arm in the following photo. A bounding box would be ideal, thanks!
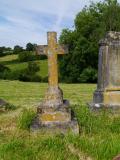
[56,44,68,55]
[36,45,48,55]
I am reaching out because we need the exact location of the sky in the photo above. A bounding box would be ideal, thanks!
[0,0,104,48]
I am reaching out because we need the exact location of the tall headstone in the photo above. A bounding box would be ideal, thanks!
[90,31,120,109]
[32,32,79,134]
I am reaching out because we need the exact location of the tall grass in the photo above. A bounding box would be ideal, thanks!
[68,105,120,160]
[0,134,78,160]
[0,80,120,159]
[17,109,36,130]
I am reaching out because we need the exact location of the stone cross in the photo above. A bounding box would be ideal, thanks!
[36,32,68,88]
[32,32,79,134]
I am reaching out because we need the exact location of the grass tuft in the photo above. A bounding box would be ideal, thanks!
[17,109,36,130]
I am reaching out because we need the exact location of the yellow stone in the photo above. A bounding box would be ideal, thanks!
[40,112,71,123]
[104,91,120,105]
[36,32,67,88]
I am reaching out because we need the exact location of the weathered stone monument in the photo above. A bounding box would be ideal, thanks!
[0,99,8,112]
[113,154,120,160]
[33,32,79,133]
[90,31,120,109]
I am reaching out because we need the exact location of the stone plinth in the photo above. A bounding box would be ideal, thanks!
[37,86,71,126]
[90,31,120,109]
[37,94,78,130]
[32,87,79,134]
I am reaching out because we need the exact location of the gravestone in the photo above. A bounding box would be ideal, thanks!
[32,32,79,134]
[0,99,8,107]
[0,99,12,112]
[113,154,120,160]
[90,31,120,109]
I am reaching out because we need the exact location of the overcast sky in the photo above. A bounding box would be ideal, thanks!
[0,0,108,48]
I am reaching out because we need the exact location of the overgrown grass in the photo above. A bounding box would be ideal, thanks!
[0,80,120,159]
[17,109,36,130]
[69,105,120,160]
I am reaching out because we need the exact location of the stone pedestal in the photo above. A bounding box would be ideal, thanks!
[90,31,120,109]
[32,86,79,134]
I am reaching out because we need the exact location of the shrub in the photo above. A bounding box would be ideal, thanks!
[78,67,97,83]
[2,69,23,80]
[0,64,10,79]
[18,51,34,62]
[41,76,48,82]
[19,73,41,82]
[18,62,41,82]
[27,61,40,74]
[30,74,41,82]
[17,109,36,130]
[0,103,17,113]
[0,64,10,72]
[5,103,17,111]
[39,55,47,60]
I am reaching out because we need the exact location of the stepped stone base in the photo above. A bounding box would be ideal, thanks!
[31,117,79,135]
[31,100,79,134]
[89,90,120,110]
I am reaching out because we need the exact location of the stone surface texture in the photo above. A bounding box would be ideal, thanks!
[113,154,120,160]
[90,31,120,109]
[33,32,79,134]
[0,99,8,112]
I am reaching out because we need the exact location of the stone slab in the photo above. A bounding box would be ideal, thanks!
[39,111,71,124]
[31,101,79,134]
[104,91,120,104]
[31,115,79,135]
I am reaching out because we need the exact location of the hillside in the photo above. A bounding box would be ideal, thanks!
[0,54,48,78]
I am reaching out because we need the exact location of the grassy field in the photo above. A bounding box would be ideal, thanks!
[0,54,48,78]
[0,80,120,160]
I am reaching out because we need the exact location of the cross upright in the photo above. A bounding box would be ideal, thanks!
[36,32,68,88]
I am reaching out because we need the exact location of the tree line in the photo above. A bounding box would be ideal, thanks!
[1,0,120,83]
[0,43,47,82]
[0,43,36,57]
[59,0,120,83]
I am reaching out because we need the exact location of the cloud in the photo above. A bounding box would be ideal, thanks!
[0,0,105,47]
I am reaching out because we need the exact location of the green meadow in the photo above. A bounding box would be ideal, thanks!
[0,80,120,160]
[0,55,120,160]
[0,54,48,78]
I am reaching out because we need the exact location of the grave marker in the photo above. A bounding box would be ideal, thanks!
[90,31,120,109]
[32,32,79,134]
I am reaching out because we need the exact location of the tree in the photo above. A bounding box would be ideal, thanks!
[26,43,36,51]
[19,62,41,82]
[0,47,4,57]
[13,45,23,54]
[27,61,40,74]
[0,47,13,57]
[18,51,34,62]
[59,0,120,83]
